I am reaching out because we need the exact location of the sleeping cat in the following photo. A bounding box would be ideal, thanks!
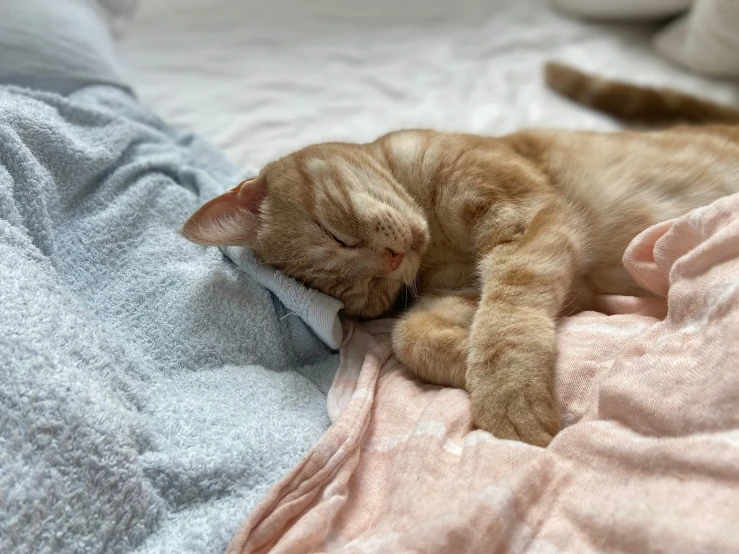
[183,63,739,447]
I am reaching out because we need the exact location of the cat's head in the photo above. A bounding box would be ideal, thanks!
[182,142,429,317]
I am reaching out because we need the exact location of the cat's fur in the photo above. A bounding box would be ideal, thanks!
[183,64,739,446]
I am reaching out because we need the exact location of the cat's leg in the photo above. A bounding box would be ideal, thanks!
[468,197,584,447]
[392,290,478,389]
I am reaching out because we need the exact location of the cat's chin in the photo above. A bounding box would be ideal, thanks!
[344,276,406,319]
[340,253,422,319]
[373,261,421,317]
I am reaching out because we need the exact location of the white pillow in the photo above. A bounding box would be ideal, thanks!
[654,0,739,78]
[552,0,692,20]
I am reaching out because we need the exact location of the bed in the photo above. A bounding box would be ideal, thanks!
[3,0,738,552]
[116,3,739,551]
[123,0,739,551]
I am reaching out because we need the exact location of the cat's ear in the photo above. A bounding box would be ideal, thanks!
[181,177,266,246]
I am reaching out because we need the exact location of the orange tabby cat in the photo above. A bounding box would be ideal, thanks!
[183,64,739,446]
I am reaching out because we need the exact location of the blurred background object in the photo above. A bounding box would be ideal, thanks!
[552,0,739,78]
[654,0,739,78]
[97,0,140,36]
[552,0,692,20]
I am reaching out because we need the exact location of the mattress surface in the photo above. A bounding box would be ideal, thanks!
[119,0,737,173]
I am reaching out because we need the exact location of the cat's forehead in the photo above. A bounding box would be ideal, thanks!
[302,156,379,224]
[304,154,375,189]
[262,143,401,223]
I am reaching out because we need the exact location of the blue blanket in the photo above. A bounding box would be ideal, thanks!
[0,83,339,553]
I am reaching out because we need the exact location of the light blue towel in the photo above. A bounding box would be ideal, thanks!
[0,53,346,554]
[0,2,345,552]
[0,79,340,554]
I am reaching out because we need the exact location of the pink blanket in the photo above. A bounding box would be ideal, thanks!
[228,193,739,554]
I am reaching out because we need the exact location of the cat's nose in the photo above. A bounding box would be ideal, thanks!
[385,249,404,272]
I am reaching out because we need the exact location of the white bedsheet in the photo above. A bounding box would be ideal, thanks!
[119,0,737,173]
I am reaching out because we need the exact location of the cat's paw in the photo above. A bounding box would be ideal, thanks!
[470,386,560,447]
[392,292,477,389]
[466,308,561,446]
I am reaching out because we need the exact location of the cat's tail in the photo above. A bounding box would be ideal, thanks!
[544,61,739,125]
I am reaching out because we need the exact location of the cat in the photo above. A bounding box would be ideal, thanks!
[182,63,739,447]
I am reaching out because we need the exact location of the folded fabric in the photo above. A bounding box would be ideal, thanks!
[224,247,344,350]
[228,191,739,553]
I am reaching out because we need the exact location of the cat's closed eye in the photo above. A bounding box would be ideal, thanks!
[317,222,359,248]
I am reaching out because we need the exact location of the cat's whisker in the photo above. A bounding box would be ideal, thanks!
[409,280,419,300]
[560,289,583,316]
[418,261,441,269]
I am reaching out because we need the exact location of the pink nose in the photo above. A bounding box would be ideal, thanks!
[386,249,404,271]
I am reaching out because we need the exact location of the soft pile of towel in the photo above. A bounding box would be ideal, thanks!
[0,54,338,554]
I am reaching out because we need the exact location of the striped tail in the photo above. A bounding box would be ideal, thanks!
[544,61,739,125]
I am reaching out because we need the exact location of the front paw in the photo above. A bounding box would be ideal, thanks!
[466,309,561,446]
[391,294,474,390]
[470,385,560,447]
